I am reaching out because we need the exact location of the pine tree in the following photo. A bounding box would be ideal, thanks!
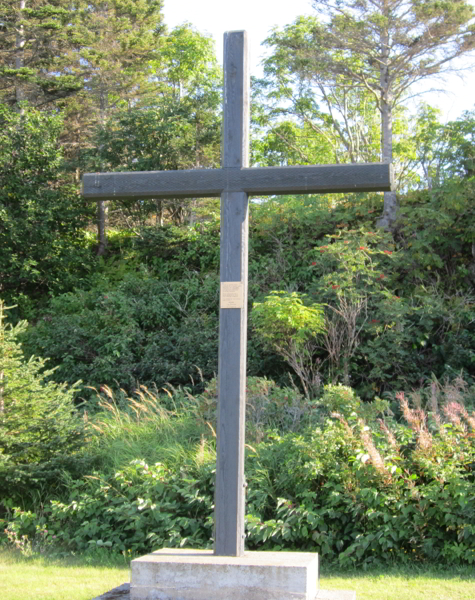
[0,0,84,105]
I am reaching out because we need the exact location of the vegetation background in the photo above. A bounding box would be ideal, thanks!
[1,0,475,585]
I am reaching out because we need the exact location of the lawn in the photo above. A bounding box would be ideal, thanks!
[1,549,474,600]
[0,549,129,600]
[322,566,475,600]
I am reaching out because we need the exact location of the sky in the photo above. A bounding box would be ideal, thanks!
[162,0,475,123]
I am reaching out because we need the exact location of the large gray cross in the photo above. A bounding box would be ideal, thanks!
[83,31,392,558]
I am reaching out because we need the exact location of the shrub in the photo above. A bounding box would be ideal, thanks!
[3,378,475,566]
[251,291,324,398]
[0,302,90,509]
[22,272,220,403]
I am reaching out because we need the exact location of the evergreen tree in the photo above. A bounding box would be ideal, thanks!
[0,0,166,109]
[0,0,83,105]
[0,301,88,505]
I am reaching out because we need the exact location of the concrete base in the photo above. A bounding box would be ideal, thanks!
[92,583,356,600]
[131,548,319,600]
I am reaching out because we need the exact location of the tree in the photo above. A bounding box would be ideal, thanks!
[0,301,88,505]
[263,1,475,228]
[0,0,166,110]
[400,106,475,188]
[0,103,93,314]
[0,0,167,254]
[64,0,166,254]
[82,25,222,230]
[0,0,83,106]
[255,18,381,168]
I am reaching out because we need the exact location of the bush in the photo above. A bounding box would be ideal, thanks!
[22,271,220,403]
[4,378,475,567]
[0,302,91,509]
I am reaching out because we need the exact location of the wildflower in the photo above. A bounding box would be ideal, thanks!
[332,285,340,289]
[379,273,385,279]
[344,241,349,244]
[444,402,464,428]
[383,250,392,255]
[398,392,433,451]
[371,319,379,323]
[378,419,399,452]
[311,262,316,266]
[359,419,392,481]
[331,412,354,438]
[359,246,368,250]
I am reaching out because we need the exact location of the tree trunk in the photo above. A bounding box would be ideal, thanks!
[378,94,398,229]
[96,85,108,255]
[156,199,163,226]
[97,200,108,256]
[15,0,26,106]
[377,7,397,230]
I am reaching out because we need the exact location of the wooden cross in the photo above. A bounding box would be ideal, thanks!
[83,31,392,558]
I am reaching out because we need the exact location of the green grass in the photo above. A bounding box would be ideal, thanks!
[320,565,475,600]
[1,549,474,600]
[0,549,129,600]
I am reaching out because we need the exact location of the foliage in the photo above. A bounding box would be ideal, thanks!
[20,170,475,401]
[0,0,166,109]
[246,378,475,567]
[402,106,475,189]
[253,16,381,167]
[0,0,83,106]
[199,376,322,443]
[0,103,94,318]
[261,0,475,226]
[80,24,222,230]
[83,99,220,228]
[251,291,325,398]
[0,302,90,508]
[3,376,475,567]
[22,271,221,402]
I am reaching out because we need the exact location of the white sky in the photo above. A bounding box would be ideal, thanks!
[163,0,475,123]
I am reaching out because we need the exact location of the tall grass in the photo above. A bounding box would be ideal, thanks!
[85,376,317,474]
[86,385,213,474]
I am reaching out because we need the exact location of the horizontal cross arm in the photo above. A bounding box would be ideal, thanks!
[82,163,392,200]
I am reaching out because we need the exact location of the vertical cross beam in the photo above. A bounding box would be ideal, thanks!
[214,31,249,557]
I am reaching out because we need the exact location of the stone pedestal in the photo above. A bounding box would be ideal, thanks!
[131,548,319,600]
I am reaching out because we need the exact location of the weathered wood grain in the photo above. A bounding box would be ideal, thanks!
[82,163,393,200]
[214,31,249,558]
